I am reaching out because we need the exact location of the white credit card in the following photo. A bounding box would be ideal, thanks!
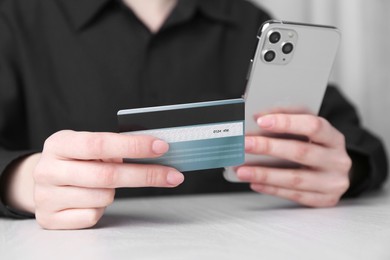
[117,98,245,172]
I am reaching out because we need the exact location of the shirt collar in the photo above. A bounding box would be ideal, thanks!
[57,0,113,30]
[196,0,236,24]
[58,0,236,31]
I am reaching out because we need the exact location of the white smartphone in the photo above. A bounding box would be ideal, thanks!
[223,20,341,182]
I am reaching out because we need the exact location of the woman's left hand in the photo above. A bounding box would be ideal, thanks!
[236,113,352,207]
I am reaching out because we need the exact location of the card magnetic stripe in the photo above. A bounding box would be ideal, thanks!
[117,99,244,132]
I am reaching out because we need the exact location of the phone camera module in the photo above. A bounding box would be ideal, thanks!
[264,50,276,62]
[269,31,281,44]
[282,42,294,54]
[262,28,297,65]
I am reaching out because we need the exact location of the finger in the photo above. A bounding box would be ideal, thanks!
[39,160,184,188]
[236,166,349,194]
[245,135,341,169]
[44,130,169,160]
[36,208,105,230]
[34,186,115,211]
[253,106,313,118]
[256,114,345,148]
[250,184,340,208]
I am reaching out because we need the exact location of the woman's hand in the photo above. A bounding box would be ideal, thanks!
[6,130,184,230]
[237,114,352,207]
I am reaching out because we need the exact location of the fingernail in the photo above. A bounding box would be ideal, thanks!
[245,137,255,151]
[257,116,274,129]
[152,140,169,154]
[237,168,253,181]
[167,171,184,186]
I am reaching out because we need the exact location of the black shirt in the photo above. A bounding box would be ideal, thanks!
[0,0,388,218]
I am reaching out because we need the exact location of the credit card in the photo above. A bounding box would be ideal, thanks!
[117,98,245,172]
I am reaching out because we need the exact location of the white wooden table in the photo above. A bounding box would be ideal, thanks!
[1,189,389,260]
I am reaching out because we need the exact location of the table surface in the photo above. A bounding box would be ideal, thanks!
[1,189,390,260]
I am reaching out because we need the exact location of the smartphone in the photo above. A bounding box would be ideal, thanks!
[223,20,341,182]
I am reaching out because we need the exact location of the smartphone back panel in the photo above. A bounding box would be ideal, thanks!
[245,20,341,135]
[224,20,341,182]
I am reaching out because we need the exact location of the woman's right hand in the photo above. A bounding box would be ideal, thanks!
[8,130,184,230]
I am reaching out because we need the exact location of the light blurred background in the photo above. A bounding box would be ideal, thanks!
[252,0,390,182]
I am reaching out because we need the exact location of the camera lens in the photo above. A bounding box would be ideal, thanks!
[269,31,281,44]
[264,50,276,62]
[282,42,294,54]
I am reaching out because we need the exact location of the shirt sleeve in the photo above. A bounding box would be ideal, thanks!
[319,85,388,197]
[0,10,35,218]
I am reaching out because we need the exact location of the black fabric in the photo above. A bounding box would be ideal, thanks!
[0,0,387,218]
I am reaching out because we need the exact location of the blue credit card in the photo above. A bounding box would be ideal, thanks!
[117,98,245,172]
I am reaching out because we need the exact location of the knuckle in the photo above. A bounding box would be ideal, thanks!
[35,211,54,229]
[290,191,303,202]
[32,163,47,184]
[97,189,115,206]
[43,130,70,152]
[293,144,310,162]
[34,188,51,207]
[145,167,164,187]
[97,164,117,187]
[254,168,268,183]
[309,195,340,208]
[259,137,272,154]
[107,190,115,204]
[127,137,144,157]
[334,178,350,194]
[42,138,53,152]
[85,134,105,158]
[280,115,292,130]
[84,209,102,228]
[321,176,350,196]
[337,155,352,173]
[290,170,303,188]
[307,117,324,136]
[43,132,58,149]
[266,185,277,195]
[336,133,346,147]
[322,196,340,207]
